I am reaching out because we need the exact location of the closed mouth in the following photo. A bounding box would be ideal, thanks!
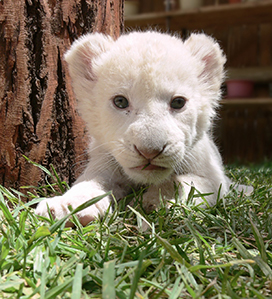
[130,163,167,171]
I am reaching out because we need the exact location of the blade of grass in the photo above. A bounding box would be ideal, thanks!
[27,226,51,246]
[44,277,74,299]
[102,260,116,299]
[249,213,267,263]
[232,237,252,259]
[232,237,272,279]
[23,155,53,177]
[40,249,49,299]
[127,205,152,230]
[169,277,182,299]
[248,286,267,299]
[189,259,255,272]
[254,256,272,280]
[0,195,21,237]
[50,164,67,194]
[71,263,83,299]
[129,249,145,299]
[156,235,191,268]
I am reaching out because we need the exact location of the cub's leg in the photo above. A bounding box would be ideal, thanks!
[175,174,229,206]
[141,174,229,213]
[35,180,111,226]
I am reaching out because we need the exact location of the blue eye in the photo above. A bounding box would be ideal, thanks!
[113,96,129,109]
[170,97,187,110]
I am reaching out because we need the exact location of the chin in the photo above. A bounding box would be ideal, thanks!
[125,167,173,185]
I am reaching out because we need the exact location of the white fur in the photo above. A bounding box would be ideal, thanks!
[36,31,230,224]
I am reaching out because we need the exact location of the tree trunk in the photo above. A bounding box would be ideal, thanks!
[0,0,124,189]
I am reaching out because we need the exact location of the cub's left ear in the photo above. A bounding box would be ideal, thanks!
[65,33,114,81]
[64,33,114,100]
[184,33,226,92]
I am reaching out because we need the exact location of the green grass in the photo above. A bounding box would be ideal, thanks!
[0,162,272,298]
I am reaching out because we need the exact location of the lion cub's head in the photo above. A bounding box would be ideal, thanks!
[65,31,226,185]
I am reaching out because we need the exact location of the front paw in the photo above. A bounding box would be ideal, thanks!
[35,196,69,220]
[35,193,111,226]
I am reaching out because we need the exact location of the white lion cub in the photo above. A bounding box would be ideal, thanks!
[36,31,230,226]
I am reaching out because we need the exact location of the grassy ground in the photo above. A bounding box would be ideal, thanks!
[0,162,272,298]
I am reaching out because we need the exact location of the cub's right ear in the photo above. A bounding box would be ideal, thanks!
[65,33,113,82]
[184,33,226,95]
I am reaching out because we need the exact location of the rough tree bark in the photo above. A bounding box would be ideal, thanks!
[0,0,124,189]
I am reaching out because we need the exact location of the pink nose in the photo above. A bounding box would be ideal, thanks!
[134,145,165,160]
